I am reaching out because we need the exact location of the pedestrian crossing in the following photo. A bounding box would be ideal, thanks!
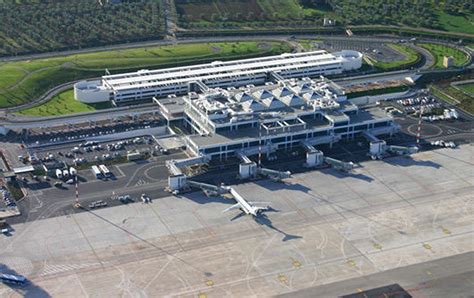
[446,129,458,135]
[0,256,103,278]
[39,262,102,277]
[135,178,148,187]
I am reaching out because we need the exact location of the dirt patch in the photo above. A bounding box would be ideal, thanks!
[257,42,271,50]
[211,46,222,53]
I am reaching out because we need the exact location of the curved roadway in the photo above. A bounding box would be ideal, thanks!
[0,34,472,126]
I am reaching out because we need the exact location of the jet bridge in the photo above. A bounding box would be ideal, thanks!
[301,141,353,171]
[235,150,291,181]
[187,181,229,197]
[236,151,258,179]
[301,141,324,167]
[235,144,277,179]
[257,167,291,181]
[166,155,210,191]
[323,156,354,172]
[363,131,418,159]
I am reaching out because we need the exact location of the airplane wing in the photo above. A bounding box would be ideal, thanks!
[249,202,271,208]
[222,203,240,213]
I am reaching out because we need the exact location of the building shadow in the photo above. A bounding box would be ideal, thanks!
[384,156,442,169]
[26,181,51,191]
[0,264,51,298]
[253,179,312,193]
[76,176,88,183]
[322,168,375,182]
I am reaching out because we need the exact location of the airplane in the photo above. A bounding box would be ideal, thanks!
[222,187,270,217]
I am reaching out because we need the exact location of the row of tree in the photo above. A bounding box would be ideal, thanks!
[0,0,164,56]
[177,0,473,31]
[322,0,473,27]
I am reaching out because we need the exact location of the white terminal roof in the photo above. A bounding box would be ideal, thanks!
[102,51,343,91]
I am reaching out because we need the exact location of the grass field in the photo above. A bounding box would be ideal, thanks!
[430,83,474,115]
[17,90,111,117]
[437,11,474,35]
[0,65,28,90]
[458,83,474,96]
[429,84,459,105]
[296,39,322,51]
[418,43,470,68]
[373,44,420,70]
[0,41,292,109]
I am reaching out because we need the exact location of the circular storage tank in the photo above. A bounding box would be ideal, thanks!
[338,50,363,71]
[74,80,110,103]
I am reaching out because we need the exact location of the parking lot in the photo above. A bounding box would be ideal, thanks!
[23,113,163,147]
[29,136,160,169]
[320,40,406,63]
[7,148,187,224]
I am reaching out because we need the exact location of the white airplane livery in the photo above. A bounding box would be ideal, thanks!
[223,187,270,217]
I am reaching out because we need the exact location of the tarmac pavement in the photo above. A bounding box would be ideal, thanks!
[0,144,472,297]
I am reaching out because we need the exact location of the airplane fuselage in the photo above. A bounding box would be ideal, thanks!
[227,187,267,217]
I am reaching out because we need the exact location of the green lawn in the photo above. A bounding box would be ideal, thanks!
[429,84,459,105]
[296,39,321,51]
[437,11,474,35]
[0,41,292,109]
[0,65,28,90]
[458,83,474,96]
[418,43,470,68]
[256,0,303,18]
[373,44,420,70]
[430,83,474,115]
[17,89,111,116]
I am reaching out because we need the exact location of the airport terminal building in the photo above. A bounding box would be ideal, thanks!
[162,76,397,160]
[74,50,363,104]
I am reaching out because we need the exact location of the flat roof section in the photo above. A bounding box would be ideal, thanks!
[188,107,390,149]
[103,51,344,90]
[104,51,330,81]
[155,97,186,120]
[349,107,389,123]
[189,118,330,148]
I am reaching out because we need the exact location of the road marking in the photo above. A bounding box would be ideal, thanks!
[40,262,102,276]
[135,178,148,186]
